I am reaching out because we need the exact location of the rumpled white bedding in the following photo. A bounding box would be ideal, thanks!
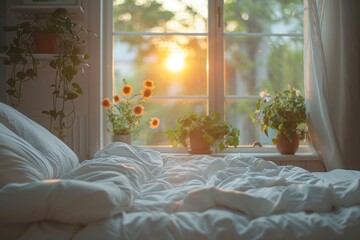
[1,143,359,240]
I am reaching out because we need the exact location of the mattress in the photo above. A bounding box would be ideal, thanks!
[1,142,359,240]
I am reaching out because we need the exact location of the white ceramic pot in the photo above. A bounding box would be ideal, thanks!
[112,134,132,144]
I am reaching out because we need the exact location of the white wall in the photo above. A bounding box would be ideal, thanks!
[3,0,102,161]
[0,1,6,103]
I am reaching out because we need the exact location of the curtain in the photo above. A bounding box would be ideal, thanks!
[304,0,360,170]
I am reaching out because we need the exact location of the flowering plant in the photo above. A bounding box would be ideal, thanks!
[102,79,160,136]
[252,87,307,143]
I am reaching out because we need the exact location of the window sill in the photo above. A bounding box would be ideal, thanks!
[149,145,318,158]
[160,151,320,161]
[149,145,325,172]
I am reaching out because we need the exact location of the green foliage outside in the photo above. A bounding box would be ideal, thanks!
[112,0,304,145]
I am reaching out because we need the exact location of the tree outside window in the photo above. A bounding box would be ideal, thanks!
[111,0,304,147]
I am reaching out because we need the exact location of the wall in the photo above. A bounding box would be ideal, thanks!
[2,0,102,161]
[0,1,6,103]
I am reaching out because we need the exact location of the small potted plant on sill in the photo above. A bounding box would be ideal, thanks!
[252,87,307,154]
[1,8,93,139]
[166,112,240,154]
[101,78,160,144]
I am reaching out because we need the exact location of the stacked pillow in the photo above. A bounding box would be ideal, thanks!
[0,102,79,186]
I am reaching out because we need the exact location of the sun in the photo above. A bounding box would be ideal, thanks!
[166,52,185,72]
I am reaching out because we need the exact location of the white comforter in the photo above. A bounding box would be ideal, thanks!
[1,143,360,240]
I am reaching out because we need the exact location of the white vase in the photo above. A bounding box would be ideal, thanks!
[112,134,132,144]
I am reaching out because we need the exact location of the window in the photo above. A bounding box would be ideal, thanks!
[109,0,304,150]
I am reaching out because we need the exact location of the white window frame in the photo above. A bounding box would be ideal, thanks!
[102,0,315,156]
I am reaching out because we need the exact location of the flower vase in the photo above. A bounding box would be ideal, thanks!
[112,134,132,145]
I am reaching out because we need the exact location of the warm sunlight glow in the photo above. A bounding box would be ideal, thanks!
[166,52,185,72]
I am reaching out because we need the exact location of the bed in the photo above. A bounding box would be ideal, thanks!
[1,102,360,240]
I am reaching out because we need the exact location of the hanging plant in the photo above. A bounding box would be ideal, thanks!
[1,21,38,106]
[1,8,94,139]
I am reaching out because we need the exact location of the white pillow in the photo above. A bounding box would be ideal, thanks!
[0,180,125,224]
[0,102,79,178]
[0,123,52,187]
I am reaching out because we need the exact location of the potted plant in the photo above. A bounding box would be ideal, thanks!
[1,8,93,139]
[166,112,240,154]
[31,10,62,53]
[101,78,160,144]
[252,87,307,154]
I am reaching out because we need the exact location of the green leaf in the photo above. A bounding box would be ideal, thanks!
[67,92,78,100]
[6,89,15,95]
[16,71,26,79]
[7,78,16,87]
[26,68,36,77]
[219,143,225,151]
[72,82,83,94]
[49,110,57,119]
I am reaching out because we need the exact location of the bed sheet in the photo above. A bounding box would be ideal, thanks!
[1,143,359,240]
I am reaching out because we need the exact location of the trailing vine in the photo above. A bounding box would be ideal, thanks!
[1,8,93,139]
[1,22,38,106]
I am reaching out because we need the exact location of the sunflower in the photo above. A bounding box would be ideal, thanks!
[122,84,132,96]
[133,105,144,116]
[143,79,155,89]
[150,117,160,129]
[141,88,152,99]
[101,98,111,109]
[114,95,121,102]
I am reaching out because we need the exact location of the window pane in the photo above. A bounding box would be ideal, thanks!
[224,0,303,34]
[132,99,207,145]
[109,0,305,149]
[114,36,208,96]
[114,0,208,33]
[224,36,304,96]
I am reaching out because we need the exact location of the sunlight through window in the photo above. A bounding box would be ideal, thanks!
[166,52,186,72]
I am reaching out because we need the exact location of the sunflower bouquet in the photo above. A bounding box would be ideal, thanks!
[102,79,160,137]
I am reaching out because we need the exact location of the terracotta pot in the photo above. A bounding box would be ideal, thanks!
[189,130,212,154]
[276,132,299,155]
[32,31,58,53]
[112,134,132,145]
